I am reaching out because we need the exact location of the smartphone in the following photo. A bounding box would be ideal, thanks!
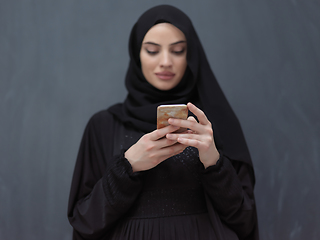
[157,104,188,133]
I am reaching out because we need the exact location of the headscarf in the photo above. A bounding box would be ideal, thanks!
[108,5,253,168]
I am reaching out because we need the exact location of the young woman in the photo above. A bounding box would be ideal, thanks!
[68,5,259,240]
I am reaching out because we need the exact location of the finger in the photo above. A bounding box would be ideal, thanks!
[158,142,187,159]
[157,136,178,148]
[187,117,198,133]
[168,118,204,134]
[187,116,197,122]
[176,137,201,149]
[166,133,200,141]
[187,102,210,125]
[177,129,190,134]
[149,125,180,141]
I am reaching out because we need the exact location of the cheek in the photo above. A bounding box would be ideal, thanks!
[176,59,187,75]
[141,54,157,72]
[140,55,149,76]
[140,55,158,82]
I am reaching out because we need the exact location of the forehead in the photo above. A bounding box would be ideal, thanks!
[142,23,186,43]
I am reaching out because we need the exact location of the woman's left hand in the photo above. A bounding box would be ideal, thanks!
[166,102,220,168]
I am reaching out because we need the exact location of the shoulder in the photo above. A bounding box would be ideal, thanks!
[89,103,123,124]
[89,109,115,125]
[84,107,120,137]
[85,103,124,134]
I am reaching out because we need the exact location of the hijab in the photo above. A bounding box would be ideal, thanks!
[108,5,254,169]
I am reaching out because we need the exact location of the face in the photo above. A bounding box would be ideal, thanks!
[140,23,187,91]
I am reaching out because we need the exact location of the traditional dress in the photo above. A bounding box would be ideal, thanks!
[68,5,259,240]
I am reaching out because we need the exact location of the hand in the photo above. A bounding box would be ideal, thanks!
[125,125,187,172]
[166,102,220,168]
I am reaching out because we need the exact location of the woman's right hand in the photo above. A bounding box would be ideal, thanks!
[125,125,187,172]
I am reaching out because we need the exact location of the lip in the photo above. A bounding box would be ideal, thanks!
[155,71,175,80]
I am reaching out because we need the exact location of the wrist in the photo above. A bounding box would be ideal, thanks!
[200,148,220,169]
[124,149,138,173]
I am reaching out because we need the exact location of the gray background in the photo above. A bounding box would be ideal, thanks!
[1,0,319,239]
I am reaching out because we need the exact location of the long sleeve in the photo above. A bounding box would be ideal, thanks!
[201,154,259,240]
[67,111,143,240]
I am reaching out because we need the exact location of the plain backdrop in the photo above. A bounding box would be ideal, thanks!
[1,0,319,239]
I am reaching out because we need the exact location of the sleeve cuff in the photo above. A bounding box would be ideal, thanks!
[101,149,144,210]
[118,148,144,178]
[199,151,224,174]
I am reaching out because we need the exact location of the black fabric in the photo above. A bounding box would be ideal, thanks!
[68,111,259,240]
[68,4,259,240]
[108,4,253,169]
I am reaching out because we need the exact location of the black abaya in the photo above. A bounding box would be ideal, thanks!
[68,111,258,240]
[68,5,259,240]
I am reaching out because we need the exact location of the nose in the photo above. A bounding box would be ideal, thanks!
[159,51,172,68]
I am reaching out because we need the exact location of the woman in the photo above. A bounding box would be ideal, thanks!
[68,5,259,240]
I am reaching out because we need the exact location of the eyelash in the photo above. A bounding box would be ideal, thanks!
[146,50,158,55]
[172,50,185,55]
[146,49,185,55]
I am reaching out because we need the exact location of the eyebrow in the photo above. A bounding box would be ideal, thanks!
[143,40,187,46]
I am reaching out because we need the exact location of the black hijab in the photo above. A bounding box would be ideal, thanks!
[108,5,253,168]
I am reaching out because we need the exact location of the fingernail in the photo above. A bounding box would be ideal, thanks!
[166,134,173,139]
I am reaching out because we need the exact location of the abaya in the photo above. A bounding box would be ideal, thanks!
[68,5,259,240]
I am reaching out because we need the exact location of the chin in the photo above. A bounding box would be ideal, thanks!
[155,83,177,91]
[146,76,181,91]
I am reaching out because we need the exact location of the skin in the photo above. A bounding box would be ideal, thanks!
[139,23,187,91]
[166,102,220,169]
[125,23,220,172]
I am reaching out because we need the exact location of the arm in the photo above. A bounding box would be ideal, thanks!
[67,111,143,240]
[166,103,258,239]
[201,155,258,240]
[68,111,187,239]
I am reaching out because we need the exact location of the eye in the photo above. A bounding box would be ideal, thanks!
[172,49,185,55]
[146,49,158,55]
